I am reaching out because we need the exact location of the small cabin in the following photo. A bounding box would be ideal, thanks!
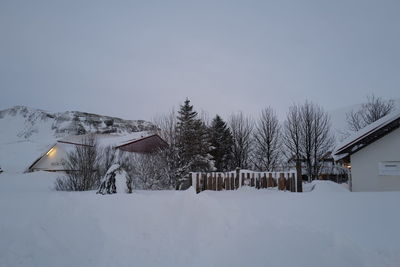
[334,111,400,192]
[27,132,168,172]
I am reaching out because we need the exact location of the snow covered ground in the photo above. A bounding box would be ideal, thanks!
[1,173,400,267]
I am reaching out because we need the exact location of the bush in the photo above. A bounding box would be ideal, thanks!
[55,135,101,191]
[120,151,172,190]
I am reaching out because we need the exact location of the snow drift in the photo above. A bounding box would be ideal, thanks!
[0,172,399,267]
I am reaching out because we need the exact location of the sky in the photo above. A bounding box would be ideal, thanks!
[1,0,399,122]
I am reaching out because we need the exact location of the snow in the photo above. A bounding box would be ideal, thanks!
[328,99,400,145]
[0,172,399,267]
[1,104,400,266]
[307,180,350,193]
[333,108,400,159]
[58,131,152,148]
[0,106,155,172]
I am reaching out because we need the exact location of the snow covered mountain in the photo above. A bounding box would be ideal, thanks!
[0,106,155,140]
[0,106,156,172]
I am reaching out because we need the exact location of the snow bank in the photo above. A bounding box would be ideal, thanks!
[307,180,350,193]
[0,173,399,267]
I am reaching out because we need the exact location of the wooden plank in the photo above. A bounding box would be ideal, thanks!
[278,173,286,191]
[217,173,222,191]
[196,173,200,193]
[267,173,274,187]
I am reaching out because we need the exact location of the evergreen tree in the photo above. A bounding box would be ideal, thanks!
[176,98,198,165]
[209,115,234,171]
[176,99,213,187]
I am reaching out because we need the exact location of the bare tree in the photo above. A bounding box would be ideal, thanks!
[120,152,171,190]
[346,94,395,132]
[153,109,180,189]
[283,102,334,188]
[252,107,281,171]
[299,102,315,181]
[153,108,178,147]
[299,102,334,181]
[55,134,101,191]
[283,104,303,192]
[312,105,335,180]
[229,112,253,169]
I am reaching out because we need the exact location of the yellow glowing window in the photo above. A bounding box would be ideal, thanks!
[46,147,56,157]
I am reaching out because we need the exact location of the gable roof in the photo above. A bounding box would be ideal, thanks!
[58,131,153,148]
[26,132,168,172]
[333,110,400,160]
[116,134,168,153]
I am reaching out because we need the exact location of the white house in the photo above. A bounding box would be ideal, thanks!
[26,132,168,172]
[334,110,400,192]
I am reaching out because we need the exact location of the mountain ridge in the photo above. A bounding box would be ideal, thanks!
[0,105,156,140]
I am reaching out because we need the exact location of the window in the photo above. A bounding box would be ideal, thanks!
[379,161,400,176]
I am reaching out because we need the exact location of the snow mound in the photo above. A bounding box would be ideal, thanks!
[309,180,350,193]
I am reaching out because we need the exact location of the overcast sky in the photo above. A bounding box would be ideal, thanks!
[1,0,399,121]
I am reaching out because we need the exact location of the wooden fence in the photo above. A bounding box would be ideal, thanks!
[189,169,298,193]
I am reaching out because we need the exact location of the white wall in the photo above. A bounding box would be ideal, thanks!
[32,143,71,171]
[351,127,400,192]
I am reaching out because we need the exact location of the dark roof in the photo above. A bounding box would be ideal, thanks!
[115,134,168,153]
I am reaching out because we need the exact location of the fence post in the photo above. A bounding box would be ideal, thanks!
[292,172,297,192]
[236,168,240,189]
[196,173,200,193]
[263,173,267,188]
[267,173,274,187]
[207,173,212,190]
[278,173,286,191]
[285,173,291,191]
[201,173,205,191]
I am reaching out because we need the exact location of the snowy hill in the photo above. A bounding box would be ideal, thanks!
[0,106,156,172]
[0,106,155,140]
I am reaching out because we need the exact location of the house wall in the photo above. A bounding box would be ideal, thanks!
[32,143,71,171]
[351,127,400,192]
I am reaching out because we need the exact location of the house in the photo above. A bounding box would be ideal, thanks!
[318,152,349,183]
[333,110,400,192]
[26,132,168,172]
[285,152,349,183]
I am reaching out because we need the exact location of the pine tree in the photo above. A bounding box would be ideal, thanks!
[176,98,198,165]
[176,99,213,188]
[209,115,234,171]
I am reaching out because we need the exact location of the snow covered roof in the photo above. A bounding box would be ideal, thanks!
[26,131,167,172]
[58,131,152,148]
[333,110,400,160]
